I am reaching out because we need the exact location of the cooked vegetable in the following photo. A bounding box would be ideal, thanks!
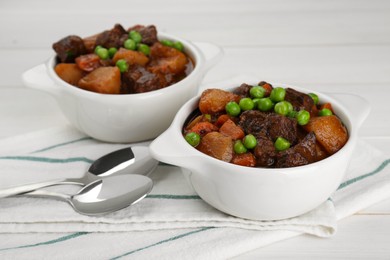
[137,43,151,56]
[96,47,109,60]
[197,132,233,162]
[75,54,101,72]
[78,66,121,94]
[219,119,245,140]
[257,97,273,111]
[239,98,254,111]
[243,134,257,149]
[250,86,266,99]
[319,108,333,116]
[188,121,218,137]
[274,137,291,151]
[308,93,319,105]
[199,89,240,115]
[225,101,241,116]
[274,101,293,116]
[54,63,85,85]
[234,140,247,154]
[173,41,184,52]
[296,110,310,125]
[112,48,149,66]
[115,59,129,73]
[160,39,174,47]
[185,132,201,147]
[231,153,256,167]
[124,39,136,50]
[304,115,348,155]
[270,87,286,102]
[129,30,142,43]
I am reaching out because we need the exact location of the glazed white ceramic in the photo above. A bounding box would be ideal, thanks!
[22,33,223,143]
[149,82,370,220]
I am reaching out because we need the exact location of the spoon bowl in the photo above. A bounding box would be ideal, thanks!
[26,174,153,215]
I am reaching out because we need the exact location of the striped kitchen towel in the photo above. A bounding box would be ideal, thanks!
[0,126,389,259]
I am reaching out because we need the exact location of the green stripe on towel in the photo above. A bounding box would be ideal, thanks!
[0,232,89,251]
[111,227,214,259]
[338,158,390,190]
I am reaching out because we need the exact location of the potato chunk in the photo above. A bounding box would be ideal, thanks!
[197,132,233,162]
[54,63,85,85]
[112,48,149,66]
[78,66,121,94]
[304,115,348,155]
[199,89,240,115]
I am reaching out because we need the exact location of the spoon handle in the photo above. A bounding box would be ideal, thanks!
[0,177,83,199]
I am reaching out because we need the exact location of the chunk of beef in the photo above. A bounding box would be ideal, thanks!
[95,24,127,49]
[267,113,298,144]
[139,25,158,45]
[233,83,252,97]
[275,132,317,168]
[121,65,168,93]
[53,35,87,63]
[284,88,314,113]
[239,110,268,137]
[254,137,276,167]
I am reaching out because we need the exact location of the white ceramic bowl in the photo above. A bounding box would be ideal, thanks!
[149,82,370,220]
[22,33,223,143]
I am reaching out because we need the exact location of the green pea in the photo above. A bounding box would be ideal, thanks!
[129,30,142,43]
[270,87,286,102]
[108,47,117,58]
[296,110,310,125]
[243,134,257,149]
[274,137,291,151]
[225,101,241,116]
[252,98,261,108]
[319,108,333,116]
[287,110,298,118]
[116,59,129,73]
[94,45,103,54]
[161,39,174,47]
[173,41,184,52]
[124,39,136,50]
[96,47,109,60]
[274,101,292,116]
[234,140,247,154]
[137,43,150,55]
[185,132,201,147]
[250,86,266,99]
[257,97,274,111]
[308,93,319,105]
[239,98,254,111]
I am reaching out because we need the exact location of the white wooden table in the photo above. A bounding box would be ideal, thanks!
[1,0,390,258]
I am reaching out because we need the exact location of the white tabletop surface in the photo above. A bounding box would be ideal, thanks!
[1,0,390,258]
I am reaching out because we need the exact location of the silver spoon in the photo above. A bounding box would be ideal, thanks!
[25,174,153,215]
[0,146,158,198]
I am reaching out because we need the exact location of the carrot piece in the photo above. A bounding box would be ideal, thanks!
[219,119,245,140]
[215,114,233,128]
[188,121,218,137]
[232,153,256,167]
[319,103,334,113]
[75,53,101,72]
[260,83,273,96]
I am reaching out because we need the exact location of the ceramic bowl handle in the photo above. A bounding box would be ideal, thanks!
[149,127,199,169]
[22,63,58,96]
[327,92,371,128]
[193,42,224,71]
